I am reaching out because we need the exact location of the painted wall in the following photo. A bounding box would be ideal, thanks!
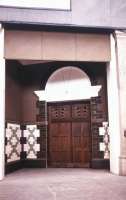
[0,0,126,28]
[0,0,70,10]
[5,61,22,123]
[107,35,121,175]
[22,85,38,124]
[0,25,5,180]
[115,32,126,175]
[5,61,44,171]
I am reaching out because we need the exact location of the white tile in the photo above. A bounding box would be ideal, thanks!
[27,152,36,159]
[29,136,36,145]
[6,129,12,138]
[99,127,105,135]
[99,142,105,151]
[24,144,29,152]
[7,123,20,129]
[24,130,29,137]
[34,144,40,152]
[26,125,37,130]
[34,129,40,137]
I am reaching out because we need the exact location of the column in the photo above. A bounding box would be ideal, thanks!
[115,31,126,175]
[0,24,5,180]
[107,34,121,175]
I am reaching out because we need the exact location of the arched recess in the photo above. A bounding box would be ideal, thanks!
[35,66,104,167]
[35,66,101,101]
[35,66,109,168]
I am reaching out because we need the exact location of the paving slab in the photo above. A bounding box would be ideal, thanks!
[0,168,126,200]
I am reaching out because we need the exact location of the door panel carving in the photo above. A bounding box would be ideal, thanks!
[51,105,71,120]
[48,101,91,167]
[72,104,90,121]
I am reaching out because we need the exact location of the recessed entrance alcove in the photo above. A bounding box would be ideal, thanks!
[3,29,110,176]
[34,66,103,167]
[4,59,109,173]
[5,60,109,172]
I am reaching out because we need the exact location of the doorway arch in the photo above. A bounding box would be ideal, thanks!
[35,66,105,168]
[35,66,101,101]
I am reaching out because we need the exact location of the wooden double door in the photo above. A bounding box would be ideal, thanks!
[48,101,91,167]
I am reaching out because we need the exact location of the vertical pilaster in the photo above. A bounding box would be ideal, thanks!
[115,31,126,175]
[0,24,5,180]
[107,34,121,175]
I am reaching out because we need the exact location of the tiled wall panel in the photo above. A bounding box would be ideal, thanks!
[36,101,47,167]
[5,123,22,163]
[99,122,110,159]
[23,125,40,159]
[90,73,108,160]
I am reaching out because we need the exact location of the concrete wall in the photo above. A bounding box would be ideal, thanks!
[0,25,5,180]
[107,32,126,175]
[116,31,126,175]
[107,35,121,174]
[0,0,126,28]
[5,31,111,62]
[5,62,22,123]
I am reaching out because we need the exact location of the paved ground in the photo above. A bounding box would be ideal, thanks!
[0,168,126,200]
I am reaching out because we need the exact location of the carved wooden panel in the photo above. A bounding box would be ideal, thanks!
[48,122,71,164]
[48,101,91,167]
[72,103,90,120]
[72,122,91,164]
[50,105,70,120]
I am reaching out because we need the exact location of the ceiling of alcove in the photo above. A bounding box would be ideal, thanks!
[18,60,52,66]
